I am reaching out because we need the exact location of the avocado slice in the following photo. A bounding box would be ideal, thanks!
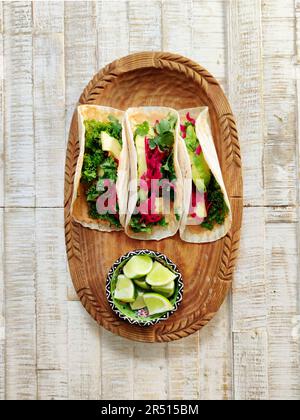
[188,150,211,190]
[135,135,147,178]
[135,135,148,201]
[101,131,121,159]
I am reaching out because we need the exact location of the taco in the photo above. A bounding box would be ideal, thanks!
[125,107,183,240]
[70,105,129,231]
[179,107,231,243]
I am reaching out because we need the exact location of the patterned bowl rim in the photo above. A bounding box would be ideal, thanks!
[106,249,184,327]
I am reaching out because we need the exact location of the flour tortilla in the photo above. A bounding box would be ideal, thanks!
[124,106,183,241]
[179,107,232,243]
[70,105,129,231]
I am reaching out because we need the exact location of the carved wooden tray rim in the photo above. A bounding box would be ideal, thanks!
[64,51,243,343]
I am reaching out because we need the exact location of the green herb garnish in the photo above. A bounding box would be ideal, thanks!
[201,176,229,230]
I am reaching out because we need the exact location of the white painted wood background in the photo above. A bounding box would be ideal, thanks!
[0,0,299,400]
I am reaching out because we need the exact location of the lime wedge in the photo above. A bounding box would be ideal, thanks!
[130,290,146,310]
[143,293,173,315]
[133,278,152,291]
[114,275,135,303]
[123,255,153,279]
[146,261,177,287]
[152,280,175,298]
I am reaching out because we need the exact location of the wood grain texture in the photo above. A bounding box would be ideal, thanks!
[36,210,68,372]
[64,1,97,141]
[265,223,300,400]
[227,0,263,205]
[4,209,37,400]
[4,31,35,207]
[65,51,243,343]
[262,0,298,206]
[33,33,65,207]
[68,301,101,400]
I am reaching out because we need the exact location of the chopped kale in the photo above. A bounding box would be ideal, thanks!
[89,202,121,228]
[201,176,229,230]
[129,215,167,233]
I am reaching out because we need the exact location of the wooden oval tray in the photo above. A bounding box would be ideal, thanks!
[64,52,243,343]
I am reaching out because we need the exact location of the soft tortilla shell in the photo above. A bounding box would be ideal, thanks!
[124,106,183,241]
[70,105,129,232]
[179,107,232,243]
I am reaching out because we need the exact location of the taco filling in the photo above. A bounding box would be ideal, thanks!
[180,113,229,230]
[129,113,178,233]
[80,115,123,228]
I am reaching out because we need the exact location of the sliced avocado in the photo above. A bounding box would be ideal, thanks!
[135,135,147,178]
[101,131,121,159]
[188,150,211,189]
[135,135,148,201]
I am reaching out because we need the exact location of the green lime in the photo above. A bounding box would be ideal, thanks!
[123,255,153,279]
[152,280,175,298]
[130,290,146,310]
[114,275,135,303]
[146,261,177,287]
[133,278,152,290]
[143,293,173,315]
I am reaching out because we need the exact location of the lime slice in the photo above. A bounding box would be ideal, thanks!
[114,275,135,303]
[133,278,152,291]
[130,290,146,310]
[123,255,153,279]
[146,261,177,287]
[143,293,173,315]
[152,280,175,298]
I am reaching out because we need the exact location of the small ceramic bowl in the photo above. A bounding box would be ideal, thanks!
[106,249,183,326]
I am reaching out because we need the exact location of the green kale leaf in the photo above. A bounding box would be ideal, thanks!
[201,176,229,230]
[134,121,150,138]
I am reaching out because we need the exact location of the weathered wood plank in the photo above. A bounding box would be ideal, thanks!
[68,302,101,400]
[226,0,264,206]
[161,0,192,58]
[0,209,4,400]
[265,223,300,400]
[3,1,32,35]
[0,31,3,207]
[167,334,200,399]
[64,1,97,139]
[128,0,162,52]
[227,1,269,400]
[37,370,67,400]
[33,1,64,34]
[233,208,267,331]
[4,209,37,400]
[263,1,297,206]
[133,342,168,399]
[198,301,232,400]
[232,208,268,399]
[101,330,134,400]
[4,31,34,206]
[33,33,65,207]
[233,329,268,400]
[265,206,298,224]
[96,0,129,68]
[35,209,68,375]
[191,0,226,86]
